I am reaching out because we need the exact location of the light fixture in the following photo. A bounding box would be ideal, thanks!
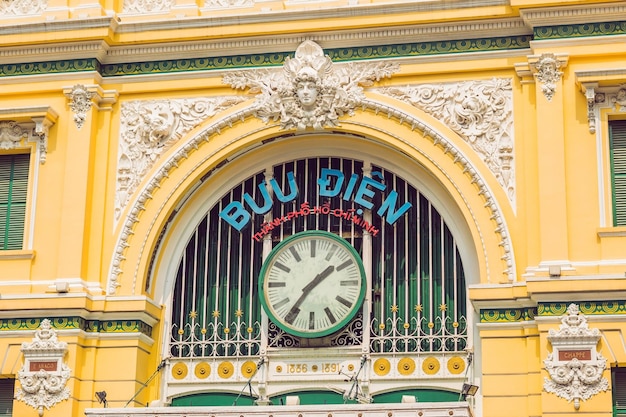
[95,391,107,407]
[461,383,479,398]
[401,395,417,403]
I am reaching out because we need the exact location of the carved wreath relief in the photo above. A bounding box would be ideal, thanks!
[543,304,608,410]
[16,319,71,416]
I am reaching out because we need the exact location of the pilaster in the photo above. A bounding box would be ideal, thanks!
[516,53,570,268]
[58,84,117,281]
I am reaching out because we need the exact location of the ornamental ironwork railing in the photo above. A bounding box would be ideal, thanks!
[170,320,262,358]
[370,315,467,353]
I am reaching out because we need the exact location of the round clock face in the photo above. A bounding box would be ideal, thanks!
[259,230,366,338]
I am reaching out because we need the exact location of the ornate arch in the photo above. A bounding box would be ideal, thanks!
[107,40,515,296]
[107,100,514,296]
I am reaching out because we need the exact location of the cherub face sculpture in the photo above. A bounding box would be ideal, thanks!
[294,68,321,111]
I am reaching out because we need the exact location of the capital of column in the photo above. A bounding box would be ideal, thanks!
[515,53,569,101]
[63,84,119,130]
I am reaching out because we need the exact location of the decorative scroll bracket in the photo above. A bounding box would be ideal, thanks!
[543,304,608,410]
[16,319,71,416]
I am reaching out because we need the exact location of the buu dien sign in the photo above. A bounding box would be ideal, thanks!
[219,168,412,240]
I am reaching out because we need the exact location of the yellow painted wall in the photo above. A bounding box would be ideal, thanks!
[1,1,625,416]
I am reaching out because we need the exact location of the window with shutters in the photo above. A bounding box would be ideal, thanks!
[609,120,626,226]
[0,153,30,250]
[0,378,14,417]
[613,367,626,417]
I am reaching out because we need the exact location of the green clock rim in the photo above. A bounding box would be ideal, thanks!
[258,230,366,339]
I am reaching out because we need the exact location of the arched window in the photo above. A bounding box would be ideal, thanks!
[169,157,467,358]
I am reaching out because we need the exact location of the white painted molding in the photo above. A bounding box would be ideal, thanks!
[0,106,58,164]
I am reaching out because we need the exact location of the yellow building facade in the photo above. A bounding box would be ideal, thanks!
[1,1,625,417]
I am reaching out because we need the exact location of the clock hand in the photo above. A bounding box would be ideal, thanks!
[284,265,335,324]
[302,265,335,294]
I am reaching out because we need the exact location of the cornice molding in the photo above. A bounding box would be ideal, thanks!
[521,2,626,29]
[0,41,109,65]
[0,18,527,65]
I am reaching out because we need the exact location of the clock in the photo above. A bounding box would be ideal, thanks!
[259,230,366,338]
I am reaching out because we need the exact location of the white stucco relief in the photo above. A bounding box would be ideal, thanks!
[122,0,175,13]
[0,0,47,14]
[377,80,515,206]
[223,40,399,131]
[0,116,55,164]
[205,0,254,7]
[115,96,247,222]
[543,304,609,410]
[16,319,71,416]
[65,84,95,130]
[108,40,515,294]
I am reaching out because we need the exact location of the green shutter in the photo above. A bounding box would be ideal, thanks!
[614,368,626,416]
[0,154,29,250]
[609,120,626,226]
[0,379,14,417]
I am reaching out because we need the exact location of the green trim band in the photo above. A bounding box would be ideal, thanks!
[480,308,536,323]
[102,36,531,77]
[0,35,530,79]
[0,59,100,77]
[0,317,153,337]
[481,301,626,322]
[534,20,626,40]
[538,301,626,316]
